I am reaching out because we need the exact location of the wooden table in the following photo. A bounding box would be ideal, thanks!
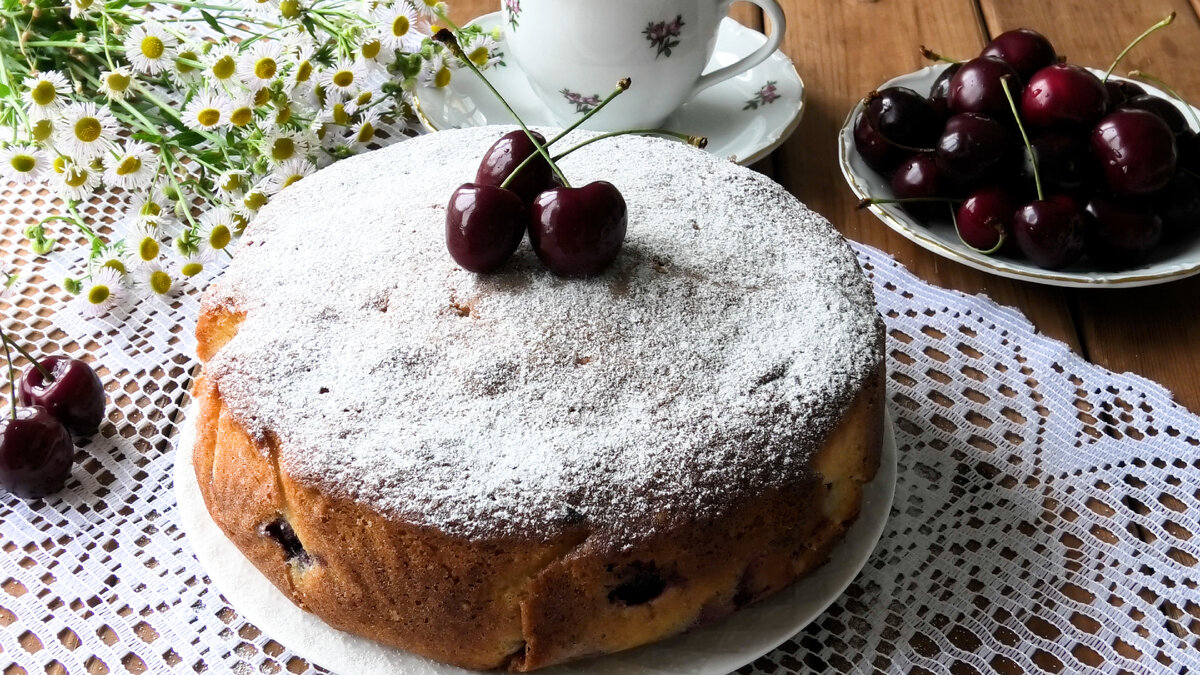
[450,0,1200,415]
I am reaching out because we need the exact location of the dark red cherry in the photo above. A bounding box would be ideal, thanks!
[1117,94,1189,137]
[445,183,527,273]
[853,109,910,174]
[1026,133,1097,193]
[475,130,554,204]
[1012,194,1086,269]
[956,186,1017,252]
[948,57,1023,120]
[891,153,946,221]
[1104,80,1147,111]
[1157,172,1200,243]
[935,113,1012,189]
[529,181,627,278]
[981,29,1057,82]
[1091,109,1177,197]
[1084,195,1163,268]
[18,356,105,436]
[928,63,962,119]
[1178,131,1200,174]
[865,87,941,148]
[0,406,73,499]
[1021,64,1108,130]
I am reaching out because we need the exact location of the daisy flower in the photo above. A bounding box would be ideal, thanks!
[345,83,385,115]
[420,51,454,89]
[239,42,284,90]
[99,67,135,100]
[241,0,278,19]
[102,141,158,190]
[273,158,316,190]
[184,92,232,131]
[22,71,71,119]
[90,245,134,278]
[410,0,443,21]
[216,170,247,197]
[461,33,499,69]
[171,43,205,87]
[177,250,214,279]
[127,192,173,223]
[137,261,179,299]
[30,118,55,143]
[1,145,50,184]
[261,129,310,164]
[124,22,177,75]
[69,0,98,19]
[347,110,381,149]
[374,3,423,53]
[206,43,240,83]
[237,178,273,216]
[128,220,163,265]
[320,99,353,127]
[53,161,101,201]
[55,101,118,160]
[358,37,392,68]
[199,206,237,254]
[317,58,367,99]
[74,267,126,318]
[227,93,256,129]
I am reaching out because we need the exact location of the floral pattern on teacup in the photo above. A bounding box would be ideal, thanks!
[643,15,685,58]
[504,0,521,30]
[560,88,602,114]
[743,81,780,110]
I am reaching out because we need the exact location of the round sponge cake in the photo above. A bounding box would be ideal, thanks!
[191,126,885,670]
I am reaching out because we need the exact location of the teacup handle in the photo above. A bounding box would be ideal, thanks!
[689,0,787,97]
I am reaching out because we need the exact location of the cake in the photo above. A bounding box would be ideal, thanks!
[191,126,885,670]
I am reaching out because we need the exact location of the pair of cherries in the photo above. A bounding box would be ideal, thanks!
[0,334,105,500]
[446,130,627,278]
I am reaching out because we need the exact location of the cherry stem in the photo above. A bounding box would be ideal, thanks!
[1001,76,1042,201]
[857,197,961,210]
[2,332,15,420]
[501,129,705,190]
[920,46,961,64]
[498,78,634,190]
[950,207,1005,255]
[1104,12,1175,84]
[0,330,52,382]
[433,29,569,186]
[1127,69,1200,129]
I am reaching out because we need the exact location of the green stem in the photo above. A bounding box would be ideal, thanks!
[0,331,53,382]
[1001,76,1041,200]
[64,203,101,247]
[433,29,567,185]
[1104,12,1175,83]
[500,128,700,190]
[2,331,15,420]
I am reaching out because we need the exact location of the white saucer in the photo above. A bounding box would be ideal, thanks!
[175,402,895,675]
[415,13,805,165]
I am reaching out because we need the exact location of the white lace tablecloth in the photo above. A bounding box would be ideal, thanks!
[2,174,1200,674]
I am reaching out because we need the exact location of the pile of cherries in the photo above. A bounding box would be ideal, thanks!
[1,332,105,500]
[854,20,1200,270]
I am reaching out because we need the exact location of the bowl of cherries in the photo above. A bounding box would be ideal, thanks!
[838,18,1200,288]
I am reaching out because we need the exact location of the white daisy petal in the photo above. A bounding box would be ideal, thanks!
[124,22,177,75]
[55,101,119,160]
[74,267,127,318]
[183,92,232,131]
[22,71,71,119]
[1,145,50,184]
[103,140,159,190]
[239,42,284,90]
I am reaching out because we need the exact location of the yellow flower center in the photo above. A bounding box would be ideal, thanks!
[221,173,242,192]
[392,15,410,37]
[149,270,172,295]
[356,122,374,144]
[434,66,451,88]
[254,58,277,80]
[196,107,221,127]
[271,138,295,161]
[10,154,36,173]
[295,60,313,83]
[281,173,304,188]
[361,39,382,60]
[102,259,127,275]
[141,202,162,216]
[356,90,373,106]
[105,72,131,92]
[64,168,89,187]
[177,50,198,73]
[53,156,68,173]
[332,70,354,88]
[31,81,58,106]
[332,103,349,125]
[279,0,301,19]
[33,119,53,141]
[74,117,102,142]
[468,46,489,67]
[116,156,141,176]
[244,192,268,210]
[87,284,110,305]
[209,224,231,250]
[230,106,253,127]
[181,262,203,277]
[232,213,249,234]
[275,104,292,125]
[141,35,165,60]
[76,0,94,9]
[212,55,236,80]
[138,237,159,261]
[254,87,270,106]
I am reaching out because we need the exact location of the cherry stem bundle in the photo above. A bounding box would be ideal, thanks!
[1104,12,1175,84]
[433,29,569,185]
[0,329,52,382]
[1001,76,1042,200]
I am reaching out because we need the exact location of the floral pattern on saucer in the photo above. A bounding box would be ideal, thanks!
[644,15,685,58]
[561,88,601,114]
[743,81,780,110]
[504,0,520,30]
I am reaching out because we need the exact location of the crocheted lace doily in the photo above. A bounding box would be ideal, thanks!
[2,166,1199,674]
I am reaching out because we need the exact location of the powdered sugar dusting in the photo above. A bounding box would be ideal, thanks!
[202,127,883,543]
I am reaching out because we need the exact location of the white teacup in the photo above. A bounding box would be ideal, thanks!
[502,0,786,131]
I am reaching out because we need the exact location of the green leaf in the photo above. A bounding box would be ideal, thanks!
[169,130,205,147]
[200,11,225,35]
[132,131,163,143]
[0,84,9,97]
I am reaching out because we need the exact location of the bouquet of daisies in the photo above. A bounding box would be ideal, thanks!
[0,0,495,317]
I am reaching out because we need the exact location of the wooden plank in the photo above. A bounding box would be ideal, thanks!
[980,0,1200,413]
[770,0,1082,351]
